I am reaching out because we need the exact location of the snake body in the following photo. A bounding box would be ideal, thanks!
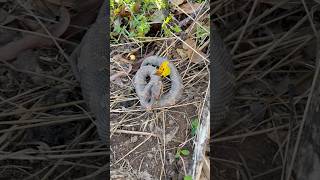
[134,56,183,109]
[70,2,107,143]
[68,1,233,142]
[212,26,235,130]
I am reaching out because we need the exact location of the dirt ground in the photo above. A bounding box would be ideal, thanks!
[213,0,320,179]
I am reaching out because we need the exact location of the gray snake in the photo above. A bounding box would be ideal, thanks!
[68,1,234,143]
[212,25,235,131]
[69,1,107,143]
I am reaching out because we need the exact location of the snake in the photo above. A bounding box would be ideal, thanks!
[133,56,183,110]
[212,25,235,131]
[68,0,234,143]
[69,1,107,144]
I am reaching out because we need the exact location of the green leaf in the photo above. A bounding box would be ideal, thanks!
[171,24,182,33]
[155,0,167,10]
[164,15,173,24]
[175,148,181,158]
[184,175,192,180]
[191,118,199,136]
[181,149,190,156]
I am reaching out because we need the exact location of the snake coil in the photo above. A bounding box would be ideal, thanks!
[133,56,183,110]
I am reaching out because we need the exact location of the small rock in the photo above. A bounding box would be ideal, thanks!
[131,136,138,143]
[148,122,154,131]
[147,153,153,159]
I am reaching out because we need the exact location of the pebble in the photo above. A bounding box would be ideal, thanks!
[147,153,153,159]
[131,136,138,143]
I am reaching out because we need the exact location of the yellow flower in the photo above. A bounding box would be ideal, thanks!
[156,60,171,77]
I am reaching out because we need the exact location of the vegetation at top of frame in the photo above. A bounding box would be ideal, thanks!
[110,0,182,41]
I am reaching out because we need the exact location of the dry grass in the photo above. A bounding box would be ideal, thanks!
[0,1,107,179]
[213,0,320,179]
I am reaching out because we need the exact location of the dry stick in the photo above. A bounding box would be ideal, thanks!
[68,123,96,148]
[22,12,88,30]
[281,96,295,180]
[258,36,313,79]
[301,1,319,39]
[114,135,152,164]
[0,115,90,134]
[168,28,209,63]
[53,166,74,180]
[186,2,208,37]
[111,37,177,47]
[0,95,23,110]
[114,129,158,137]
[236,14,308,81]
[212,124,289,143]
[17,0,72,64]
[60,161,100,169]
[253,166,282,179]
[212,157,242,166]
[238,152,253,180]
[180,156,187,176]
[0,150,108,160]
[259,9,301,27]
[25,166,49,180]
[0,86,45,106]
[0,25,78,46]
[285,21,320,180]
[2,61,74,84]
[233,34,308,60]
[225,0,290,42]
[111,101,200,113]
[162,111,166,179]
[0,100,84,118]
[62,145,107,180]
[41,126,97,179]
[0,97,43,150]
[41,160,62,180]
[0,114,91,125]
[172,1,209,34]
[74,163,109,180]
[231,0,259,55]
[213,114,252,138]
[213,0,251,22]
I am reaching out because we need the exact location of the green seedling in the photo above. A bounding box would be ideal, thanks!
[184,175,192,180]
[196,25,209,42]
[175,147,190,159]
[191,118,199,136]
[111,0,182,39]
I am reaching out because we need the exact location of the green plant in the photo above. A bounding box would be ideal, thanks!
[110,0,182,40]
[175,147,190,158]
[161,14,182,36]
[196,25,209,45]
[191,118,199,136]
[175,147,192,179]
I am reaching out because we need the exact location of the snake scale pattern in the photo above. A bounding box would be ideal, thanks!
[69,1,107,143]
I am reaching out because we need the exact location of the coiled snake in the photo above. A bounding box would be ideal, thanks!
[68,0,234,143]
[133,56,183,110]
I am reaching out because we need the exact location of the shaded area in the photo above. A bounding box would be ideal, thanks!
[213,0,320,179]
